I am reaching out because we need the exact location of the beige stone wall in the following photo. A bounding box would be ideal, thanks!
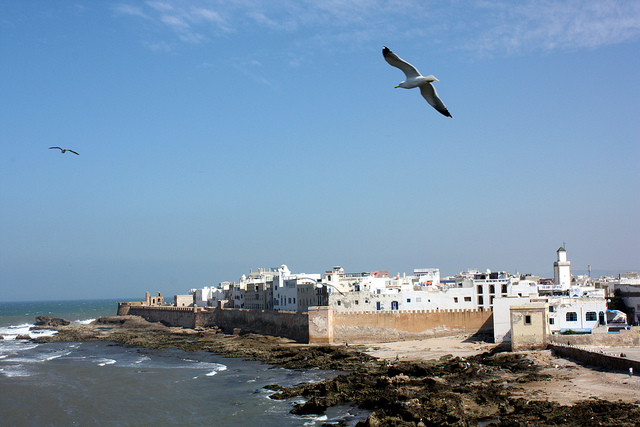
[127,305,199,328]
[213,307,309,342]
[332,309,493,344]
[549,326,640,347]
[119,298,494,345]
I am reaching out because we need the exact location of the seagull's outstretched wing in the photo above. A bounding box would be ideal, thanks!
[382,46,421,79]
[420,84,452,118]
[68,150,79,155]
[49,146,62,151]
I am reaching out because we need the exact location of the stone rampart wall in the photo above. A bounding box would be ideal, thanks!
[126,305,200,329]
[332,308,493,344]
[118,302,494,345]
[213,308,309,342]
[121,305,309,342]
[549,327,640,347]
[549,344,640,373]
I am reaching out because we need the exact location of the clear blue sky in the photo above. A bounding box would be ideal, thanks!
[1,1,639,301]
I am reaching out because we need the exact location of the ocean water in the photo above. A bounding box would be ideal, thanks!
[0,300,368,426]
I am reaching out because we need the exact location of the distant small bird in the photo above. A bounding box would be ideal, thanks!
[382,46,452,118]
[49,147,79,155]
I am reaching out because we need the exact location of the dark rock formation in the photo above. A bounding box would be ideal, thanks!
[35,316,70,327]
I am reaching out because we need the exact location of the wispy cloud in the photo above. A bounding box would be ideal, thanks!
[113,0,640,56]
[232,57,278,89]
[464,0,640,56]
[114,4,150,20]
[143,40,175,53]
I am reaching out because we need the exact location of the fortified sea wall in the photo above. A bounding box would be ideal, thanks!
[119,303,205,329]
[333,309,493,344]
[118,301,491,344]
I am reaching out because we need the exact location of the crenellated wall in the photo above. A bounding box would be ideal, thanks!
[125,305,202,328]
[117,299,493,344]
[332,308,493,343]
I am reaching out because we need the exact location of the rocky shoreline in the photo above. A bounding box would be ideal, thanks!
[33,316,640,426]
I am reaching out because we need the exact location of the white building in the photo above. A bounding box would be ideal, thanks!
[190,286,226,307]
[414,268,440,286]
[615,272,640,325]
[328,269,477,312]
[547,297,607,333]
[272,265,322,312]
[493,247,609,342]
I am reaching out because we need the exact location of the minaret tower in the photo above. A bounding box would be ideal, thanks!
[553,246,571,290]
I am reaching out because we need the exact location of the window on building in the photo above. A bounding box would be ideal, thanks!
[407,298,411,303]
[355,300,359,305]
[454,297,459,303]
[549,306,554,312]
[337,300,341,306]
[478,296,484,305]
[525,315,532,325]
[566,312,577,322]
[477,285,483,294]
[549,318,554,325]
[585,312,597,321]
[501,284,508,294]
[464,297,472,302]
[489,285,495,294]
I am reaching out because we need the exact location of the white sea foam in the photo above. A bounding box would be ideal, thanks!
[29,329,58,338]
[0,324,31,339]
[302,415,328,425]
[0,364,32,378]
[135,355,150,364]
[76,318,95,325]
[0,323,58,340]
[97,358,116,366]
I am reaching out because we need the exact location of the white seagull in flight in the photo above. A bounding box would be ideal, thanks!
[49,147,79,155]
[382,46,452,118]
